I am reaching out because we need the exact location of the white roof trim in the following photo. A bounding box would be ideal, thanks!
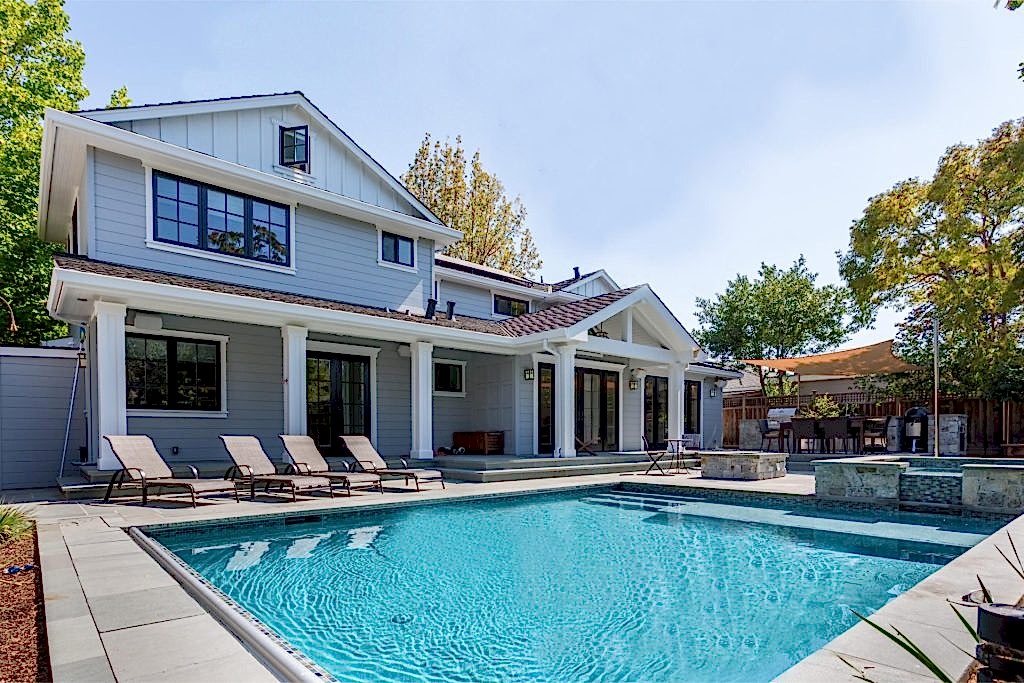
[562,286,699,356]
[559,269,620,293]
[77,92,444,226]
[37,109,462,247]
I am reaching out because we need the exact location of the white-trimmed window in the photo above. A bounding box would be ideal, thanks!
[125,327,228,417]
[380,231,415,268]
[280,125,310,173]
[493,293,529,317]
[433,359,466,397]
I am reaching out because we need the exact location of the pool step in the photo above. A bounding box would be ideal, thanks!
[436,460,660,483]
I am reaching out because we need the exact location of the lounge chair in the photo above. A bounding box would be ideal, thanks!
[279,435,384,495]
[220,435,336,501]
[339,436,445,491]
[102,435,239,507]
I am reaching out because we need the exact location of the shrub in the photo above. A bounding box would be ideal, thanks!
[0,503,32,545]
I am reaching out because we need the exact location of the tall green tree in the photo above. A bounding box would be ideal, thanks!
[0,0,127,345]
[402,134,542,278]
[695,257,859,395]
[839,118,1024,399]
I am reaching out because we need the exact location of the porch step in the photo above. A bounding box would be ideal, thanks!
[436,460,667,483]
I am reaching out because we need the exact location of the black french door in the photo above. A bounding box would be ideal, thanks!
[537,363,556,454]
[575,368,618,452]
[306,353,371,455]
[684,379,702,435]
[644,376,669,449]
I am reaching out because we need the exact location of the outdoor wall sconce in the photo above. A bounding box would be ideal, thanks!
[628,370,639,391]
[77,350,87,368]
[523,368,535,381]
[709,385,717,398]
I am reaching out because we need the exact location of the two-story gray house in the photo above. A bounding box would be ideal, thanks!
[37,92,738,472]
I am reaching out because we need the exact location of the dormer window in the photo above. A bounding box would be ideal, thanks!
[280,125,309,173]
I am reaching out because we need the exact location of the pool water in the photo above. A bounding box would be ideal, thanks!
[152,488,981,683]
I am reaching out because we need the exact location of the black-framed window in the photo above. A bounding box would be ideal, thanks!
[280,125,309,173]
[684,379,702,434]
[153,171,290,266]
[126,333,222,411]
[433,361,465,395]
[494,294,529,317]
[381,231,414,267]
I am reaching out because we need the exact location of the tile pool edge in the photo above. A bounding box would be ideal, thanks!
[775,510,1024,681]
[128,526,329,682]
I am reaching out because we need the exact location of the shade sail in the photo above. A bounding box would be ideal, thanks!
[741,340,920,377]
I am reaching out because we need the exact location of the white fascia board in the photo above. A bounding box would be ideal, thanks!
[434,265,547,301]
[38,109,462,246]
[50,266,521,354]
[565,269,620,293]
[77,94,304,122]
[579,337,679,364]
[685,364,744,379]
[77,93,444,228]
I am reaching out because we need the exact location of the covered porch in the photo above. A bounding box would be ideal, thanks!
[49,256,735,475]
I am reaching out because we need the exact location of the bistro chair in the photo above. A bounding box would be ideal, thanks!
[790,418,823,454]
[820,417,852,454]
[758,419,782,452]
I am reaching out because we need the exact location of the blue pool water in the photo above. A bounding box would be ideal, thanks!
[151,488,991,682]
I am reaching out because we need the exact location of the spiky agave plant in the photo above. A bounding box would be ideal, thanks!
[0,502,32,545]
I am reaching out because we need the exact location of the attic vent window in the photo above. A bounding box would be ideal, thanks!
[280,125,309,173]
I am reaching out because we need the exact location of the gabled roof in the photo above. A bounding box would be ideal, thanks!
[435,254,551,292]
[500,288,638,335]
[76,91,444,227]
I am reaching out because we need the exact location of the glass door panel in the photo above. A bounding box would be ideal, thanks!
[644,376,668,449]
[537,363,555,454]
[306,353,371,455]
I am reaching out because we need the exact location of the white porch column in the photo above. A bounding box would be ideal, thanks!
[93,301,127,470]
[410,341,434,459]
[282,325,308,434]
[668,361,685,442]
[554,344,577,457]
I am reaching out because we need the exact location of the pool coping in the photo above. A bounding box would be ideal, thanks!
[31,472,1023,682]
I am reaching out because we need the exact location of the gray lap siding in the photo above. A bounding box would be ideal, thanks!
[90,150,432,315]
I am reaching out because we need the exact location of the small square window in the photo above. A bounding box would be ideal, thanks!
[280,125,309,173]
[494,294,530,317]
[381,231,415,268]
[433,361,465,396]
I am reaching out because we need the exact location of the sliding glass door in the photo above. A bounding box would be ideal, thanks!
[575,368,618,452]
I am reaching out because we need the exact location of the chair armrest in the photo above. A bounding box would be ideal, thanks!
[355,459,376,472]
[400,459,409,469]
[228,464,254,481]
[171,464,199,479]
[125,468,146,486]
[293,462,313,475]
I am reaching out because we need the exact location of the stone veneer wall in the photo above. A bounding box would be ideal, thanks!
[898,471,963,506]
[701,452,786,480]
[813,459,906,506]
[962,465,1024,515]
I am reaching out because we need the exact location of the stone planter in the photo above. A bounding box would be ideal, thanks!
[701,451,786,480]
[962,464,1024,515]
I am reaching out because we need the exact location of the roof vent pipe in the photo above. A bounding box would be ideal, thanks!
[573,266,580,279]
[425,298,437,320]
[446,300,456,321]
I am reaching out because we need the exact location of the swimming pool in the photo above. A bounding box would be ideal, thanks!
[149,486,999,682]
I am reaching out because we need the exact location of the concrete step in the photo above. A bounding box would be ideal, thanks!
[436,460,667,483]
[435,453,650,471]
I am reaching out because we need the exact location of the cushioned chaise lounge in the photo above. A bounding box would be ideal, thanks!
[220,435,336,501]
[279,435,384,495]
[339,435,445,491]
[102,435,239,507]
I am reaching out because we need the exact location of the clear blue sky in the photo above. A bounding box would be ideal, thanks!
[66,1,1023,349]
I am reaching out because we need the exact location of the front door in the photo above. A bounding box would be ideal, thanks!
[306,353,371,455]
[575,368,619,452]
[644,376,669,449]
[537,363,555,454]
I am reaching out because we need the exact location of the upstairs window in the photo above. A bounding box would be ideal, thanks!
[280,125,309,173]
[494,294,530,317]
[381,231,415,268]
[153,171,290,266]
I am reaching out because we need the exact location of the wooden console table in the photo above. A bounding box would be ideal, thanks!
[453,431,505,455]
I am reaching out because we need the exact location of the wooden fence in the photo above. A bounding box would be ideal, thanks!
[722,392,1024,455]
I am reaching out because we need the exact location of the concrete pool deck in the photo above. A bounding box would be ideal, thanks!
[13,470,1022,682]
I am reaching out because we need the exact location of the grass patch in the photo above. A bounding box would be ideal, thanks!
[0,502,32,546]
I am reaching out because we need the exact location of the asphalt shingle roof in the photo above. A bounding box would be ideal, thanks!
[54,255,636,339]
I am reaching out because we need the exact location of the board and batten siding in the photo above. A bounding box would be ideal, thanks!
[90,150,431,314]
[701,378,725,450]
[432,350,516,454]
[108,104,424,219]
[0,351,86,490]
